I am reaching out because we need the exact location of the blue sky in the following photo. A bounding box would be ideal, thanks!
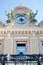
[0,0,43,23]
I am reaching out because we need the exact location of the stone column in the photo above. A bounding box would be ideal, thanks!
[4,36,14,54]
[30,36,39,54]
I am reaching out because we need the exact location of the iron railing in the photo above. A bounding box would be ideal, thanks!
[0,54,43,65]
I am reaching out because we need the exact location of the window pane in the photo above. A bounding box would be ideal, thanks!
[5,62,15,65]
[41,41,43,54]
[28,61,37,65]
[16,46,26,54]
[23,62,27,65]
[16,62,22,65]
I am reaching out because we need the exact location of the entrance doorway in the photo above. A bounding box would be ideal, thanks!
[16,62,27,65]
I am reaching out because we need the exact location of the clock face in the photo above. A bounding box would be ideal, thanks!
[15,13,27,24]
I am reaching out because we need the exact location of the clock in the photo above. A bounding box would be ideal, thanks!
[15,13,27,24]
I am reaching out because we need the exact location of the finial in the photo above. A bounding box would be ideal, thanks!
[19,4,24,6]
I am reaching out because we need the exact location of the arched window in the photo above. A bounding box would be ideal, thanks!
[16,42,26,54]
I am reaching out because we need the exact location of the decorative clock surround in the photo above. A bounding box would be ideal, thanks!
[14,13,27,24]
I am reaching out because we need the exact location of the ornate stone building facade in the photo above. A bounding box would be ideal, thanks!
[0,4,43,54]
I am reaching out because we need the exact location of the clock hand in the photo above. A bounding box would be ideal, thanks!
[20,18,24,22]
